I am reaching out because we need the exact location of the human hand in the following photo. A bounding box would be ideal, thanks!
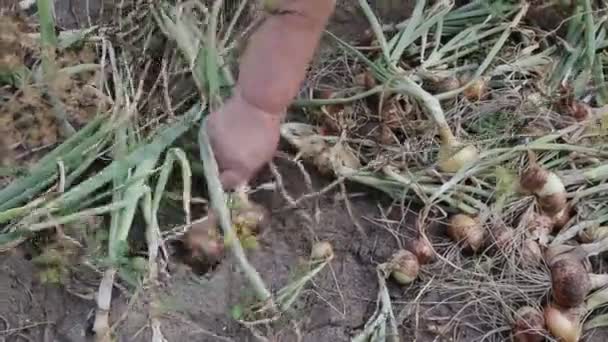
[205,89,282,190]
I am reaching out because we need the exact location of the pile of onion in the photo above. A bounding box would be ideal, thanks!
[447,214,485,253]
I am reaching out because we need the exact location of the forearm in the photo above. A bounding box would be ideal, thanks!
[236,0,336,116]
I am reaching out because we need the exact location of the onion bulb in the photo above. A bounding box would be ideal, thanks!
[311,241,334,261]
[462,77,488,101]
[551,257,591,308]
[438,142,480,173]
[512,306,545,342]
[544,304,582,342]
[527,213,554,246]
[553,205,573,232]
[388,249,420,285]
[521,239,543,266]
[183,213,225,262]
[490,225,514,250]
[448,214,485,252]
[407,237,435,264]
[578,225,608,244]
[280,123,360,176]
[520,152,567,216]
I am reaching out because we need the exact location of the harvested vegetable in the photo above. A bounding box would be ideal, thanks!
[520,151,567,216]
[544,304,582,342]
[513,306,545,342]
[311,241,334,261]
[407,236,435,264]
[388,249,420,285]
[448,214,485,252]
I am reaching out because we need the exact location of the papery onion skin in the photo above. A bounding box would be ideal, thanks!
[544,304,582,342]
[448,214,485,252]
[520,163,548,194]
[389,249,420,285]
[513,306,545,342]
[539,192,568,217]
[407,237,435,264]
[527,213,554,246]
[520,161,567,216]
[551,257,591,308]
[521,239,543,266]
[553,206,573,232]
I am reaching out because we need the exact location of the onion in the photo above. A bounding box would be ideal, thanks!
[462,78,488,101]
[490,225,514,250]
[521,239,543,266]
[520,152,567,216]
[544,304,582,342]
[388,249,420,285]
[512,306,545,342]
[527,213,554,246]
[438,142,480,173]
[183,213,225,262]
[448,214,485,252]
[311,241,334,261]
[407,237,435,264]
[280,123,360,176]
[232,200,269,236]
[551,257,591,307]
[578,225,608,244]
[553,205,573,232]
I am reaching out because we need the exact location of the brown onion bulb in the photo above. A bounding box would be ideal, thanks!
[438,143,480,173]
[490,225,515,250]
[553,206,573,232]
[311,241,334,261]
[513,306,546,342]
[407,237,435,264]
[388,249,420,285]
[463,78,487,101]
[183,213,225,262]
[551,257,591,308]
[520,153,567,216]
[544,304,582,342]
[448,214,485,252]
[527,213,554,245]
[521,239,543,266]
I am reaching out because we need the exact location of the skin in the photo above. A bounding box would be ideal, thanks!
[205,0,336,190]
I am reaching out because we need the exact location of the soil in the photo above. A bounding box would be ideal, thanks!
[2,1,608,342]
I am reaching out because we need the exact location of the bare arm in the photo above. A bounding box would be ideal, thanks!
[237,0,336,114]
